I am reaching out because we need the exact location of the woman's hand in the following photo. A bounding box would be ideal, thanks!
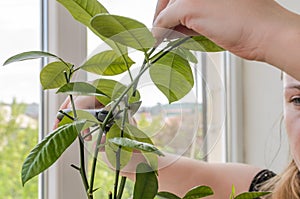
[152,0,297,63]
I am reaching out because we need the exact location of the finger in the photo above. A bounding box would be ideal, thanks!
[173,25,199,36]
[82,128,92,141]
[59,97,71,109]
[153,0,170,21]
[53,118,61,130]
[158,25,199,41]
[152,2,182,42]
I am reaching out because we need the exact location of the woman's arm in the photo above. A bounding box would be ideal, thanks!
[121,152,262,198]
[158,155,261,198]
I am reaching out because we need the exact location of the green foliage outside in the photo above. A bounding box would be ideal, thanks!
[0,100,38,199]
[0,100,132,198]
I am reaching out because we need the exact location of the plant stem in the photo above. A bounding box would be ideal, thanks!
[70,95,77,118]
[113,152,121,199]
[88,127,105,196]
[58,110,74,120]
[83,126,100,139]
[78,137,91,198]
[132,48,156,96]
[108,191,113,199]
[64,69,90,198]
[113,105,128,199]
[101,61,151,132]
[117,177,127,199]
[150,37,192,63]
[121,54,133,82]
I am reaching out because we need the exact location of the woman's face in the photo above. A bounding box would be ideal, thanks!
[284,75,300,169]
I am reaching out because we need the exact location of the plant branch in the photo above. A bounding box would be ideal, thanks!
[78,137,91,198]
[64,69,90,198]
[121,54,133,82]
[114,151,121,199]
[132,48,156,97]
[101,64,149,131]
[108,192,113,199]
[150,37,192,63]
[117,177,127,199]
[58,110,74,120]
[113,100,128,199]
[83,126,100,139]
[88,127,105,196]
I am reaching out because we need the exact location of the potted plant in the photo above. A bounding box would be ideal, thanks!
[3,0,270,198]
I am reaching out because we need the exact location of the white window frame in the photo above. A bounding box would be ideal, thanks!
[41,1,87,198]
[223,53,244,162]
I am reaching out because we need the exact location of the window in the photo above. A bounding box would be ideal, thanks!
[85,1,228,196]
[0,1,41,198]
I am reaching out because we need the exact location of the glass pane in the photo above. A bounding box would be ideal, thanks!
[0,1,40,198]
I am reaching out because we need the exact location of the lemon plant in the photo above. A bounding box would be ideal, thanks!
[3,0,270,199]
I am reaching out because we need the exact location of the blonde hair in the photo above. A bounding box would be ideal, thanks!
[260,160,300,199]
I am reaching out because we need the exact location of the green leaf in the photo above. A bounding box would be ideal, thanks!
[157,192,181,199]
[3,51,61,66]
[234,192,271,199]
[133,163,158,199]
[56,82,107,96]
[40,61,72,89]
[57,0,127,56]
[93,79,140,106]
[118,121,153,144]
[115,121,158,171]
[109,137,164,156]
[128,101,142,117]
[91,14,155,52]
[150,52,194,103]
[177,36,224,52]
[81,50,135,76]
[105,124,133,169]
[21,120,85,185]
[182,186,214,199]
[57,0,108,27]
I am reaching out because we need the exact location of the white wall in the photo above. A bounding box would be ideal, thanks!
[242,61,288,173]
[242,0,300,174]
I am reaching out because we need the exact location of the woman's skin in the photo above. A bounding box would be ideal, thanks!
[152,0,300,81]
[284,75,300,169]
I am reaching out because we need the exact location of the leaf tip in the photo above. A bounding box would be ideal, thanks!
[21,175,28,187]
[3,58,12,66]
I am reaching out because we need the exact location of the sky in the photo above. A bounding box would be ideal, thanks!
[0,0,40,104]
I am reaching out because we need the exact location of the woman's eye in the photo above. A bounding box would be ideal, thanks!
[290,96,300,106]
